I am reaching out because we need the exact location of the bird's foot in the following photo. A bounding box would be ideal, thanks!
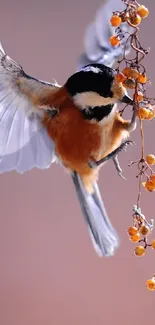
[88,140,135,179]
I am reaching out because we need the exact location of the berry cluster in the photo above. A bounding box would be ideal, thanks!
[128,205,154,254]
[110,4,149,46]
[109,0,155,291]
[128,206,155,291]
[142,156,155,192]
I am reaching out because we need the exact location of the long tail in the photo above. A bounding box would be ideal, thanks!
[71,171,120,257]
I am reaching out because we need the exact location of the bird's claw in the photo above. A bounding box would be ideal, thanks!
[117,170,127,180]
[88,140,135,169]
[88,140,135,179]
[113,156,126,180]
[114,140,135,155]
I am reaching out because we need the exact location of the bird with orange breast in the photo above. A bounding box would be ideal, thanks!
[0,0,136,257]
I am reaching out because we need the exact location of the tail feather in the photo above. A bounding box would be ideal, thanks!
[71,171,120,257]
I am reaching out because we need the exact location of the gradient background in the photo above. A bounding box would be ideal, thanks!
[0,0,155,324]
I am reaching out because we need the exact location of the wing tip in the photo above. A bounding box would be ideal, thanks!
[0,42,5,56]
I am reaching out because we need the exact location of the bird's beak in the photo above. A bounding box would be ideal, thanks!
[120,95,133,105]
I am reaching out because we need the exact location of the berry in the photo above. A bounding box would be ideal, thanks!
[128,68,139,79]
[122,67,131,77]
[110,35,120,46]
[130,14,142,26]
[146,154,155,165]
[145,106,155,120]
[146,111,154,120]
[151,240,155,249]
[115,73,126,83]
[138,5,149,19]
[124,78,136,89]
[146,279,155,291]
[150,174,155,184]
[138,73,147,84]
[110,14,122,27]
[134,91,143,102]
[134,246,145,257]
[128,226,138,237]
[137,107,149,119]
[130,233,140,243]
[139,225,150,236]
[143,180,155,192]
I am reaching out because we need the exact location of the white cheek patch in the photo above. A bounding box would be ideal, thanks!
[73,91,117,109]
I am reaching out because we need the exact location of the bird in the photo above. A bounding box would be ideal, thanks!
[0,0,136,257]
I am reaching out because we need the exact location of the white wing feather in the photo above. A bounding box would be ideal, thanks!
[78,0,133,68]
[0,43,59,173]
[0,0,133,173]
[95,0,126,48]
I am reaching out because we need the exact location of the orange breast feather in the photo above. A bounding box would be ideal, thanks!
[43,99,102,174]
[42,88,129,191]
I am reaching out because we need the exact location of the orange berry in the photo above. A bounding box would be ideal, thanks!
[130,14,142,26]
[124,78,136,89]
[115,72,126,83]
[110,35,120,46]
[122,67,131,77]
[134,91,143,102]
[130,233,140,243]
[128,226,138,237]
[137,107,149,119]
[137,5,149,18]
[139,225,150,236]
[151,240,155,249]
[144,180,155,192]
[146,111,154,121]
[128,68,139,79]
[146,154,155,165]
[134,246,145,257]
[150,174,155,184]
[138,73,147,84]
[146,279,155,291]
[144,106,155,120]
[110,14,122,27]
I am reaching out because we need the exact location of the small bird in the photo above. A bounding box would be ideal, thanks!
[0,0,136,257]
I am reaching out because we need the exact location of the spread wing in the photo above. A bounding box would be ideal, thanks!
[0,43,60,173]
[78,0,133,69]
[0,0,132,174]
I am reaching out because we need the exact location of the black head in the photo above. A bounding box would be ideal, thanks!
[66,63,115,98]
[65,63,132,109]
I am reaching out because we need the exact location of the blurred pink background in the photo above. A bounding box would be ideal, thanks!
[0,0,155,324]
